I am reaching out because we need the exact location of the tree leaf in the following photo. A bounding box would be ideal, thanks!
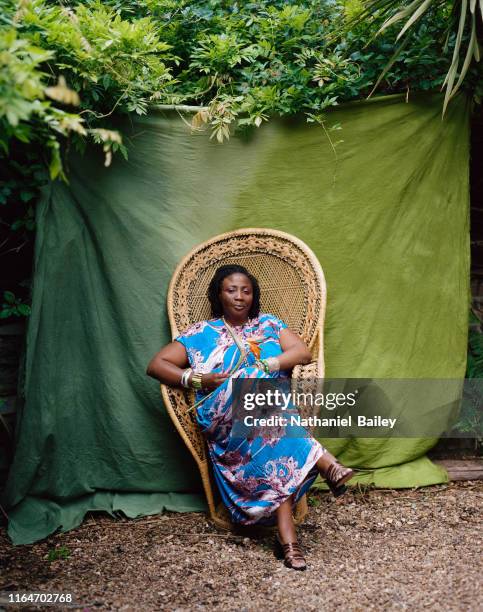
[368,35,412,98]
[446,13,477,104]
[396,0,433,41]
[442,0,468,115]
[17,304,31,316]
[378,0,427,34]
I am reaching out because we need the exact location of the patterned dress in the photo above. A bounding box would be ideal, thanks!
[175,313,325,524]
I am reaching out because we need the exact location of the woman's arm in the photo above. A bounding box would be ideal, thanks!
[277,328,312,370]
[146,342,228,391]
[146,341,189,385]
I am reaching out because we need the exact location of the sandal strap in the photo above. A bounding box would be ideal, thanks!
[282,542,305,561]
[326,461,350,484]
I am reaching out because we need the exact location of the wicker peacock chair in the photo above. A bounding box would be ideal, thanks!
[160,228,327,530]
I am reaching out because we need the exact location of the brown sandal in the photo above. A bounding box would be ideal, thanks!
[324,461,354,497]
[275,537,307,571]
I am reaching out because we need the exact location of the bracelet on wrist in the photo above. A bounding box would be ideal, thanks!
[265,357,280,373]
[255,359,270,374]
[190,372,203,390]
[180,368,192,388]
[255,358,280,374]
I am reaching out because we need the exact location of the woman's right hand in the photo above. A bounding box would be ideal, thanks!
[201,372,229,391]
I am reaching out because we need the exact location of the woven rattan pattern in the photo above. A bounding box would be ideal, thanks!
[164,386,206,462]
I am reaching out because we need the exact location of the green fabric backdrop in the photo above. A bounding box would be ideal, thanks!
[3,93,470,544]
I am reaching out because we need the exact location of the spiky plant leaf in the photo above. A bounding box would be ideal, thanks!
[353,0,482,113]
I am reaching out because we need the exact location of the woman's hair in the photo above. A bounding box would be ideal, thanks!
[207,264,261,318]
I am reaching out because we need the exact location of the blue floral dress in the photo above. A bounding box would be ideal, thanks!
[175,313,325,524]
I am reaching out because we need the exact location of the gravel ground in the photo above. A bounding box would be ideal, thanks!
[0,481,481,611]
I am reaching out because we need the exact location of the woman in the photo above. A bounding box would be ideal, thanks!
[147,264,354,570]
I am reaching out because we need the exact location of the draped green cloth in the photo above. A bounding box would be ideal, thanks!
[3,93,470,544]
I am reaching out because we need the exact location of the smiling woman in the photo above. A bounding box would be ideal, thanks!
[146,264,354,570]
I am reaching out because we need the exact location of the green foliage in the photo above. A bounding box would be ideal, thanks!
[146,0,454,137]
[0,150,45,290]
[1,0,175,172]
[351,0,482,113]
[21,1,174,115]
[46,545,71,561]
[0,28,52,148]
[0,0,178,321]
[0,290,31,319]
[0,0,461,155]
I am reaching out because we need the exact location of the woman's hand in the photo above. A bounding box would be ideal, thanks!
[201,372,229,391]
[146,341,229,391]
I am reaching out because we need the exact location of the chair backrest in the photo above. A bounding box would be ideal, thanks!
[167,228,326,347]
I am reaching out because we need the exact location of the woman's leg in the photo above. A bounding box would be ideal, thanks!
[276,496,297,544]
[276,496,307,570]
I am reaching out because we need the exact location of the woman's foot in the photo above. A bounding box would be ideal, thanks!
[275,536,307,571]
[317,451,354,497]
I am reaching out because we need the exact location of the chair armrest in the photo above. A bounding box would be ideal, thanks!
[291,361,323,421]
[291,360,322,393]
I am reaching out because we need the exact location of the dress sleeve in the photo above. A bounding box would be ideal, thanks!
[174,319,208,344]
[174,323,198,354]
[174,330,190,351]
[173,321,208,371]
[264,314,288,337]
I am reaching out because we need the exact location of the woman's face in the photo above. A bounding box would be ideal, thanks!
[219,273,253,321]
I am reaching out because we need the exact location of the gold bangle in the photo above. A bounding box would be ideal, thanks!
[191,372,203,390]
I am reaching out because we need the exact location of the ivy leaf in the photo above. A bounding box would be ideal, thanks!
[20,191,35,203]
[17,304,31,316]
